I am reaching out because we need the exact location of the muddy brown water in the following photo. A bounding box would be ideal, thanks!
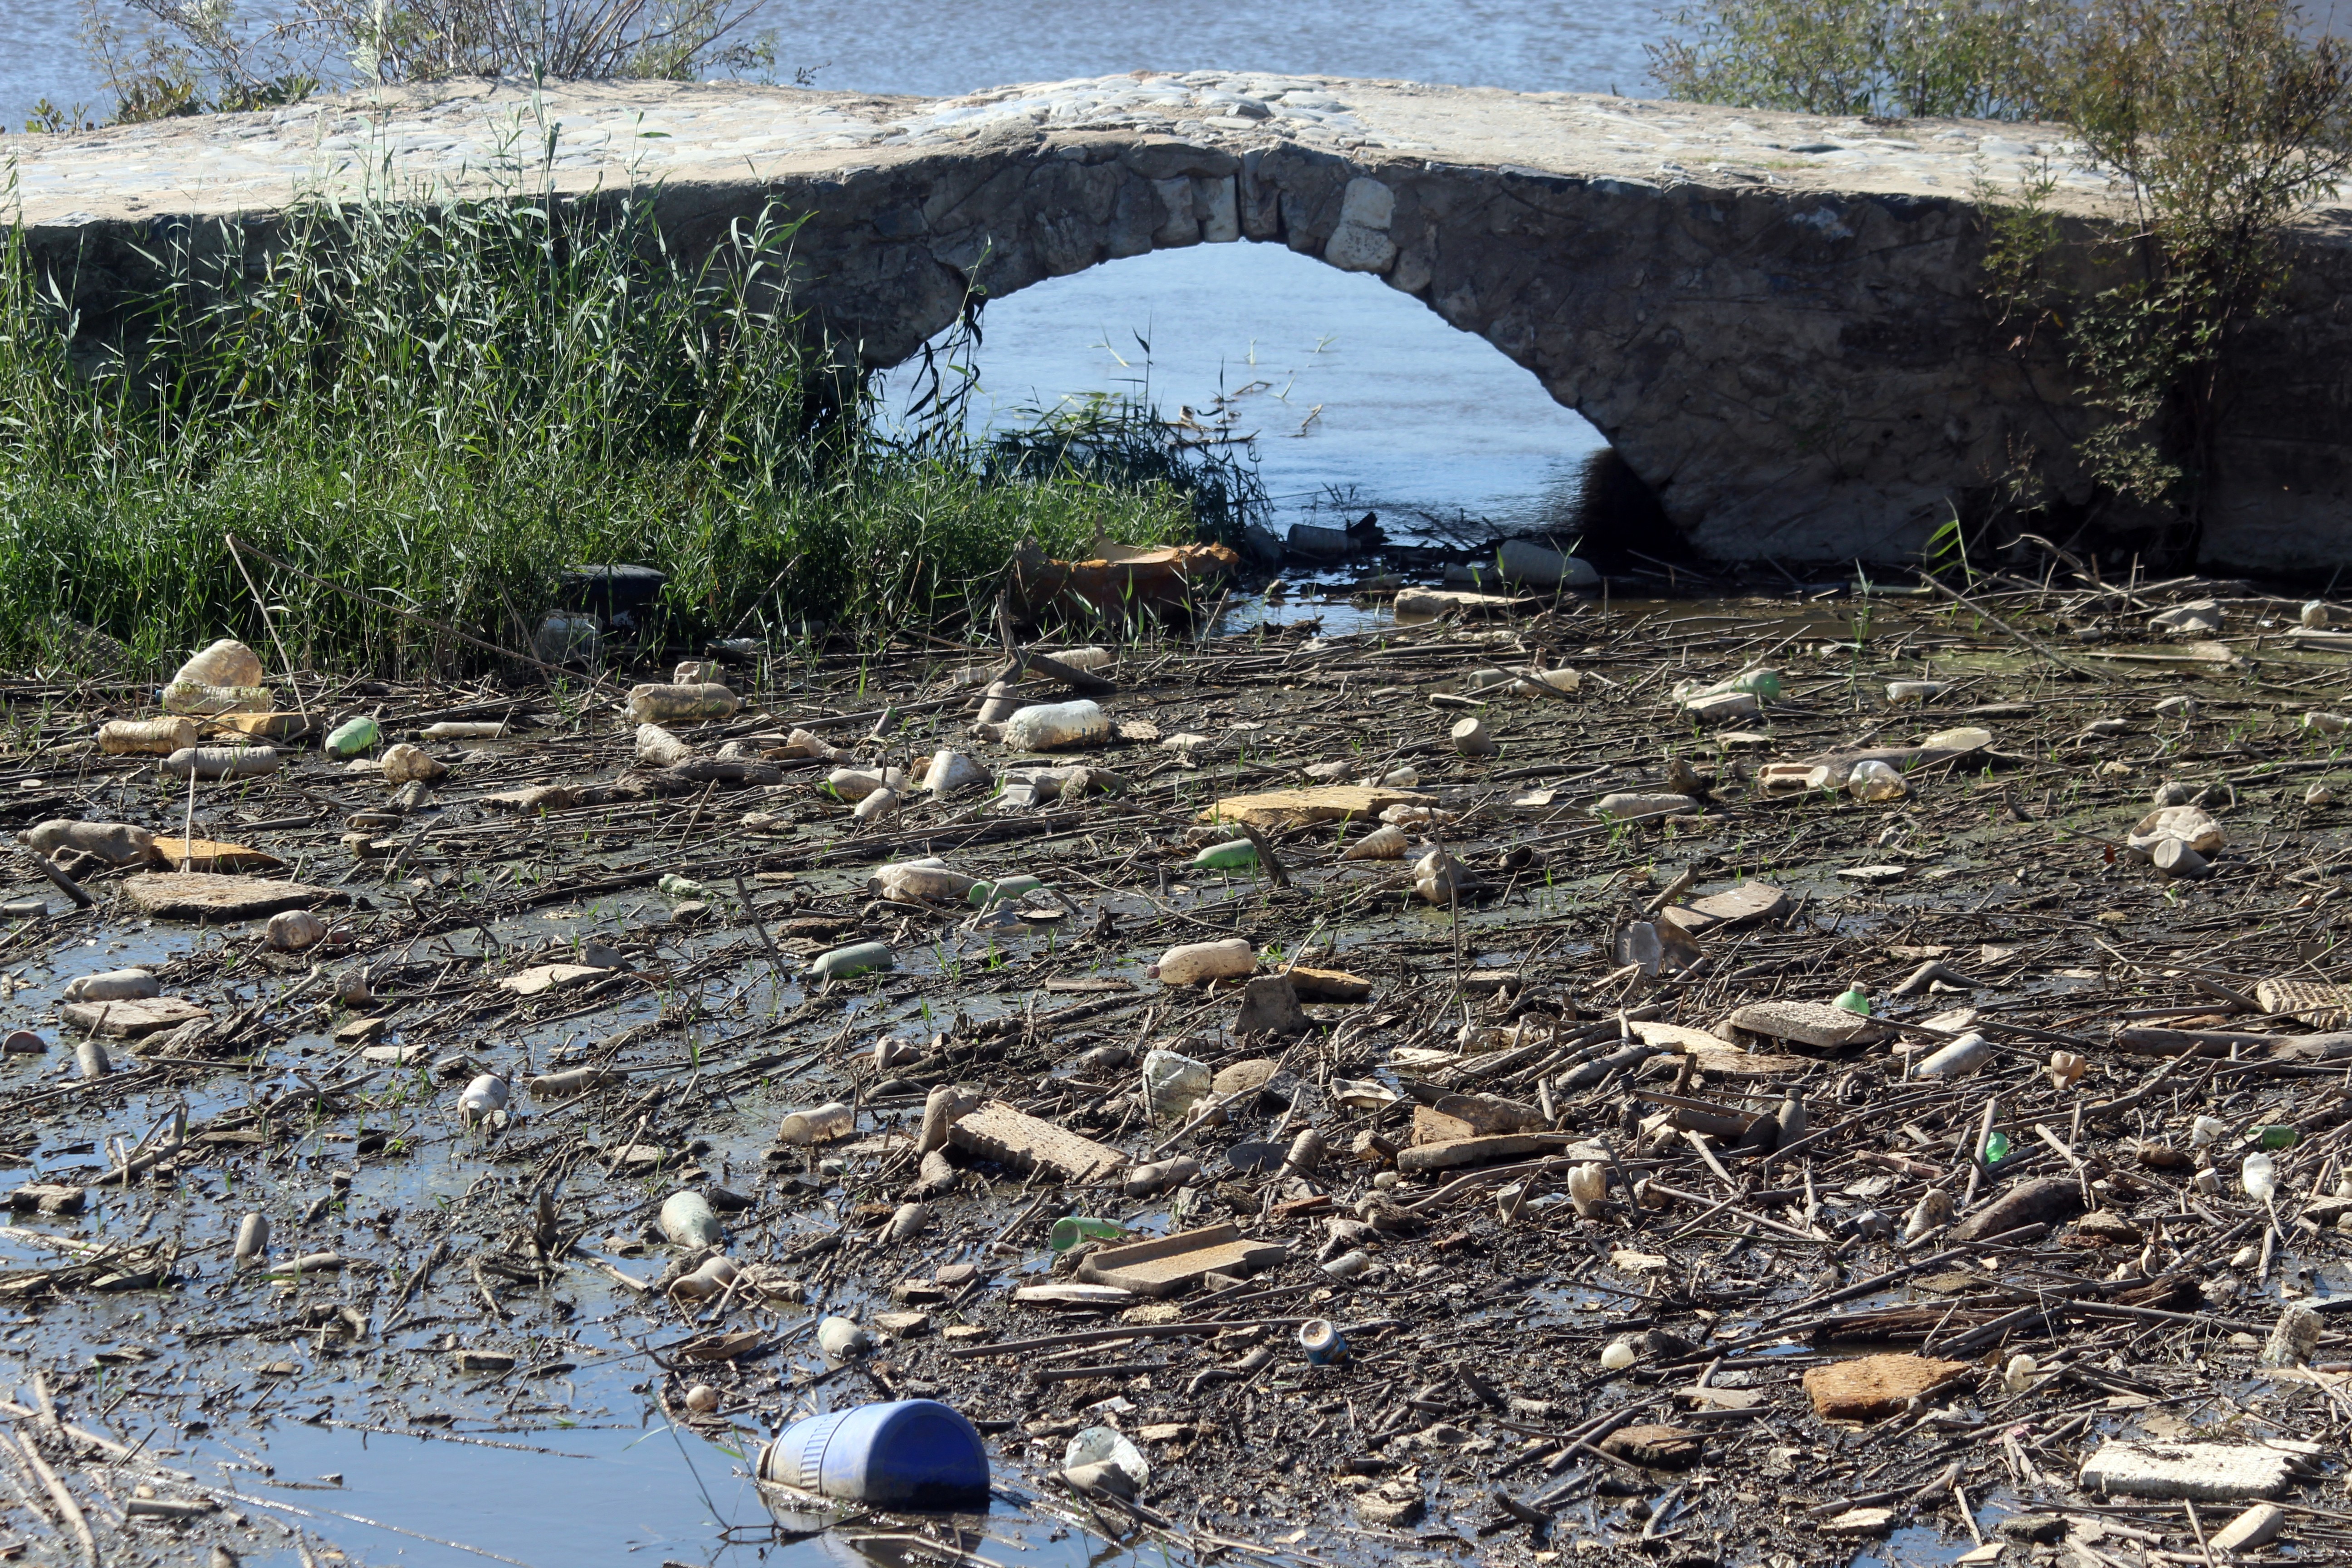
[3,583,2352,1565]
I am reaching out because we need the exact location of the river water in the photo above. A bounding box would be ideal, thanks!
[5,0,1662,545]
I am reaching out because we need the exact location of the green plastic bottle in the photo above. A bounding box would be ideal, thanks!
[1729,668,1784,701]
[1190,839,1259,872]
[2259,1124,2301,1151]
[1049,1216,1128,1253]
[1834,984,1871,1017]
[968,875,1046,908]
[1983,1131,2012,1165]
[324,716,379,759]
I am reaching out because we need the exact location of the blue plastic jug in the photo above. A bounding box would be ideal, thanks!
[760,1399,990,1509]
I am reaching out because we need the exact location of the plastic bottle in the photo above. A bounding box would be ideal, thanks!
[627,683,740,725]
[1190,840,1259,872]
[1053,646,1116,672]
[1065,1426,1150,1489]
[1123,1157,1201,1197]
[163,639,272,715]
[24,820,155,864]
[759,1399,990,1508]
[420,721,505,740]
[853,788,900,822]
[233,1211,269,1269]
[1916,1032,1991,1078]
[324,716,380,759]
[1847,759,1908,802]
[61,969,159,1003]
[1451,716,1498,757]
[1495,538,1600,589]
[535,614,601,665]
[670,1255,739,1302]
[1834,984,1872,1016]
[1322,1249,1373,1280]
[811,942,893,980]
[1049,1216,1129,1252]
[2002,1353,2038,1395]
[660,1191,723,1249]
[922,751,990,794]
[778,1102,855,1146]
[1598,1339,1638,1371]
[97,718,198,755]
[1001,701,1111,751]
[1341,824,1411,861]
[458,1074,508,1127]
[1142,1049,1213,1122]
[2048,1050,2087,1089]
[827,767,905,803]
[657,874,710,901]
[2190,1114,2227,1148]
[2243,1152,2278,1202]
[379,743,446,786]
[968,875,1046,908]
[75,1039,112,1078]
[886,1201,931,1242]
[1152,937,1254,985]
[871,862,978,904]
[164,746,282,780]
[1568,1163,1608,1219]
[265,910,327,952]
[816,1317,872,1362]
[636,724,694,768]
[1885,681,1946,703]
[2259,1124,2300,1151]
[1983,1131,2012,1165]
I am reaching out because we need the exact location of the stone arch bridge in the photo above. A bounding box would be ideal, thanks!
[10,72,2349,569]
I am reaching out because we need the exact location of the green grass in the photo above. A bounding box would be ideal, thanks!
[0,170,1220,676]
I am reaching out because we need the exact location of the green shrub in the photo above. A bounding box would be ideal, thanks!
[0,172,1200,675]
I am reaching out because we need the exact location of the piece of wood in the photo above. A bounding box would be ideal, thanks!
[59,996,209,1037]
[1392,588,1532,617]
[1662,881,1789,933]
[1286,965,1373,1002]
[500,963,612,997]
[1396,1132,1575,1173]
[2256,977,2352,1027]
[208,711,314,740]
[1201,785,1432,831]
[1076,1223,1288,1298]
[1011,1282,1137,1308]
[2079,1441,2299,1501]
[1411,1093,1545,1144]
[122,872,342,922]
[947,1099,1126,1184]
[1803,1352,1971,1420]
[1729,1000,1886,1049]
[149,838,284,873]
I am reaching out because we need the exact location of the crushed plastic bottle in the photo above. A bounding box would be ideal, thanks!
[1142,1049,1213,1122]
[1847,758,1909,802]
[657,874,710,901]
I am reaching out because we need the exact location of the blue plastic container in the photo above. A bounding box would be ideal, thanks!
[760,1399,990,1509]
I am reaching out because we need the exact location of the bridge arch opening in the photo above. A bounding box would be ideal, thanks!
[874,240,1671,568]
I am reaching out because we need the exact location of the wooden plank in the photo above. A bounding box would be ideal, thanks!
[1396,1132,1575,1173]
[1077,1223,1288,1298]
[947,1100,1125,1184]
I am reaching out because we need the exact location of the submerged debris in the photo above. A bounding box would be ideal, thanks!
[3,574,2352,1563]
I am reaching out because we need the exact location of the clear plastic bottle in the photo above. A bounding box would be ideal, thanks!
[779,1102,855,1145]
[1001,700,1111,751]
[164,746,283,779]
[1847,759,1909,801]
[660,1190,722,1248]
[626,683,739,725]
[1152,938,1254,984]
[98,717,197,755]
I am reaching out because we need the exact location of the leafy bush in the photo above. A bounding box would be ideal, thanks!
[1651,0,2352,554]
[0,167,1203,673]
